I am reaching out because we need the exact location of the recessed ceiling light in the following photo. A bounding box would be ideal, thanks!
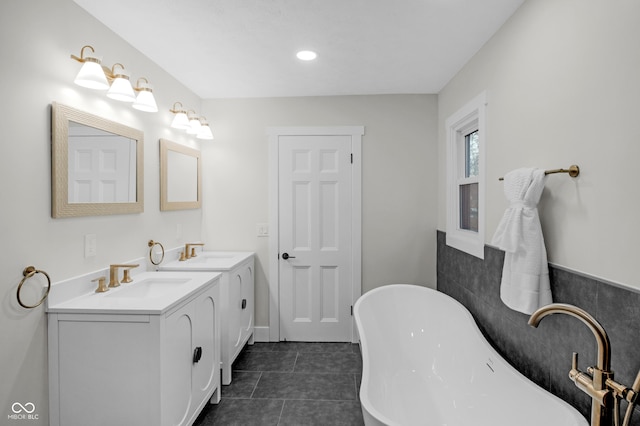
[296,50,317,61]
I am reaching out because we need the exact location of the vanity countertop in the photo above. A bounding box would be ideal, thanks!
[160,251,254,272]
[47,271,221,315]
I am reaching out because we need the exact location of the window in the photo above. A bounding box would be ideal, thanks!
[460,130,478,232]
[446,92,486,259]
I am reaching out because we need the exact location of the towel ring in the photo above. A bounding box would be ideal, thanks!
[17,266,51,309]
[148,240,165,266]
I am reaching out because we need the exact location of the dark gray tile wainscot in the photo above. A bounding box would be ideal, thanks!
[437,230,640,425]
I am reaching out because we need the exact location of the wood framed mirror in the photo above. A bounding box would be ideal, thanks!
[160,139,202,211]
[51,102,144,218]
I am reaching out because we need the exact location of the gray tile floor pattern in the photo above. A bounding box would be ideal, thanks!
[194,342,365,426]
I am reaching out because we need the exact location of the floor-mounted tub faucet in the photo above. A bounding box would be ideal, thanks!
[529,303,639,426]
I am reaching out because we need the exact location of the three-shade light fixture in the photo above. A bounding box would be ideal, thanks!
[169,102,214,140]
[71,45,158,113]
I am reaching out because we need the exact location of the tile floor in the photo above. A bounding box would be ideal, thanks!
[194,342,365,426]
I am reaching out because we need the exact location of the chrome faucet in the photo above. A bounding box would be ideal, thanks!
[108,264,139,287]
[529,303,639,426]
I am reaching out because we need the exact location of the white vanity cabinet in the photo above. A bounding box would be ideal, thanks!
[160,252,254,384]
[47,274,221,426]
[221,255,255,384]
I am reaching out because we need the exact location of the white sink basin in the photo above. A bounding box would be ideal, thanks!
[106,278,190,299]
[47,271,222,315]
[160,251,254,272]
[189,253,235,263]
[202,252,236,259]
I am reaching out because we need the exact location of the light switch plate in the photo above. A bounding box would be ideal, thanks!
[85,234,97,258]
[256,223,269,237]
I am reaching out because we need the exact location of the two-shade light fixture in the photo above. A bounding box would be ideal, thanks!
[169,102,214,140]
[71,45,158,112]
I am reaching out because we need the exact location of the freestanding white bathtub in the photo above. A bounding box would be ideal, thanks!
[354,284,588,426]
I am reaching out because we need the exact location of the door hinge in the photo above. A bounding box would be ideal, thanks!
[350,153,353,164]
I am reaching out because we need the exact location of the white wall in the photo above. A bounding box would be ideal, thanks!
[0,1,439,419]
[201,95,438,328]
[438,0,640,289]
[0,0,204,423]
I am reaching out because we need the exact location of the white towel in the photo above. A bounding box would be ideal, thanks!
[491,168,552,314]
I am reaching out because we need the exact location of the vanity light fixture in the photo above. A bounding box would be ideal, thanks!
[71,45,110,90]
[106,63,136,102]
[197,117,214,140]
[169,102,191,130]
[71,44,157,112]
[169,103,213,140]
[132,78,158,112]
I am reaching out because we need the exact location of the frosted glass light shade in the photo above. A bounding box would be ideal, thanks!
[187,116,202,134]
[197,124,214,140]
[132,79,158,112]
[171,111,190,129]
[107,75,136,102]
[74,59,109,90]
[132,90,158,112]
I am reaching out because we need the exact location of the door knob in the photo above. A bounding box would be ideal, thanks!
[282,252,296,260]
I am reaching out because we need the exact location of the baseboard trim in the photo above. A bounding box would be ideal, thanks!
[253,326,270,342]
[253,326,361,343]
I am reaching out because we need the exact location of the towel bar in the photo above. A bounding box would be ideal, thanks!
[499,165,580,181]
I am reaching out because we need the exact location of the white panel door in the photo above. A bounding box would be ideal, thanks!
[278,134,352,341]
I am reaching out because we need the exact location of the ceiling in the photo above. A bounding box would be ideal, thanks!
[73,0,525,99]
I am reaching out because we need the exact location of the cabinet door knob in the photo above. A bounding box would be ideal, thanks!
[193,346,203,363]
[242,299,247,309]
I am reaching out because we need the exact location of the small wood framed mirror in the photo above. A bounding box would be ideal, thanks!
[160,139,202,211]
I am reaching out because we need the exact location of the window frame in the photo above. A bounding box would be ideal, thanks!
[445,91,487,259]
